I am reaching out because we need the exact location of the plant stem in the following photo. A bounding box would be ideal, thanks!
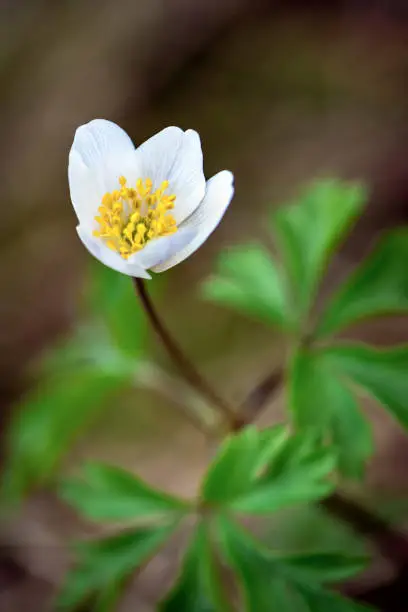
[133,278,241,430]
[238,368,283,423]
[322,493,408,565]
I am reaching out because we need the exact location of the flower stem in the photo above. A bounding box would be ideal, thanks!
[133,278,241,430]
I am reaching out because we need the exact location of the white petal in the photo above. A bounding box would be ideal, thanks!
[151,170,234,273]
[77,225,151,279]
[69,119,141,210]
[71,119,135,169]
[135,228,197,270]
[137,127,206,224]
[68,149,100,229]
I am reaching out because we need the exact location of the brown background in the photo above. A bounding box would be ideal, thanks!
[1,0,408,610]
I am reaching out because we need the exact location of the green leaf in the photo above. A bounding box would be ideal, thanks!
[289,347,373,479]
[217,516,298,612]
[217,517,371,612]
[325,343,408,430]
[254,424,289,474]
[278,552,367,583]
[330,389,373,480]
[159,521,229,612]
[289,348,333,429]
[60,462,190,523]
[317,228,408,337]
[38,324,133,379]
[202,243,291,328]
[296,587,372,612]
[201,426,259,502]
[231,448,335,515]
[201,426,335,515]
[265,503,367,557]
[272,179,366,317]
[58,523,176,611]
[86,260,156,358]
[3,368,127,504]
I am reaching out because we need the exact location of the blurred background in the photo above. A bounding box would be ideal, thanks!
[1,0,408,610]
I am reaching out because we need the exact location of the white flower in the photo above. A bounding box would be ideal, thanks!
[68,119,234,278]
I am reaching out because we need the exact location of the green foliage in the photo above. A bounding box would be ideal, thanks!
[290,341,408,475]
[2,368,127,504]
[317,229,408,337]
[60,427,358,611]
[159,522,229,612]
[203,179,367,333]
[2,261,156,504]
[61,462,191,522]
[159,514,368,612]
[201,425,335,515]
[216,517,371,612]
[324,343,408,430]
[58,523,177,611]
[265,503,368,557]
[201,244,291,328]
[271,179,366,317]
[289,347,373,479]
[86,260,152,358]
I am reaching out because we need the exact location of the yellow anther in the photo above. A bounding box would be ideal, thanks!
[94,176,178,259]
[102,193,113,207]
[137,223,147,236]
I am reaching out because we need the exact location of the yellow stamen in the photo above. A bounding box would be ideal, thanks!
[94,177,177,259]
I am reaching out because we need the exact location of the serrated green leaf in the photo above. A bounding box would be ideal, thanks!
[159,521,230,612]
[217,517,371,612]
[231,435,336,515]
[325,343,408,430]
[217,516,301,612]
[231,452,335,515]
[201,427,335,514]
[58,523,176,611]
[317,228,408,337]
[272,179,366,317]
[60,462,190,523]
[2,368,128,505]
[254,425,289,474]
[201,426,259,503]
[202,243,291,328]
[263,430,323,479]
[289,347,373,479]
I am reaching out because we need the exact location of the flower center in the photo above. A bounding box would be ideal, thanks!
[93,176,177,259]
